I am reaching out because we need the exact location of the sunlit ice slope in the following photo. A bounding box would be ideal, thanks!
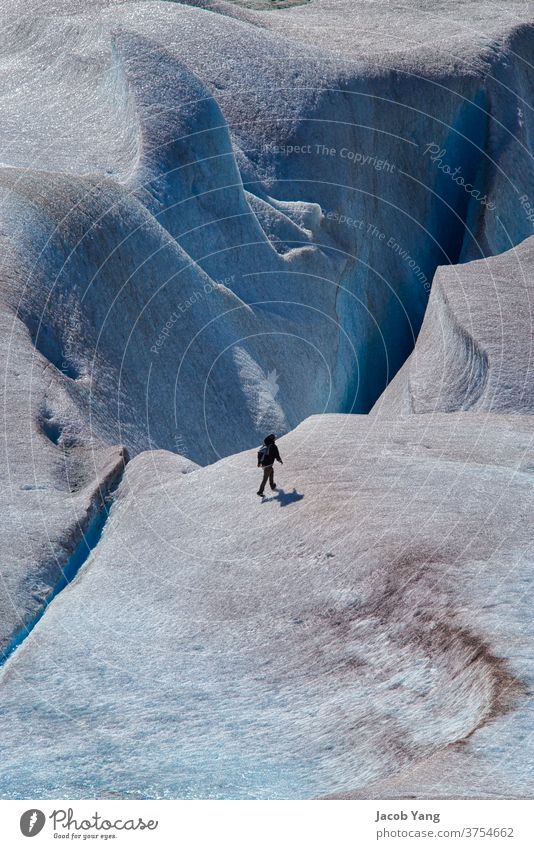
[0,413,532,799]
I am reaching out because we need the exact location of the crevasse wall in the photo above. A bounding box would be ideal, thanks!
[1,2,533,466]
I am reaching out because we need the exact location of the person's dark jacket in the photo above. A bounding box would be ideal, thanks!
[257,434,283,467]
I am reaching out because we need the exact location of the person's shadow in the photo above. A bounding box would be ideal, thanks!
[261,487,304,506]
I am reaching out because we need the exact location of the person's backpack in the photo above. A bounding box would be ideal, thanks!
[257,444,273,465]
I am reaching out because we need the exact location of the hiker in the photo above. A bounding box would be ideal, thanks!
[257,433,283,496]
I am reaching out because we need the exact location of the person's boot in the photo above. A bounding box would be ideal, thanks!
[257,490,264,496]
[270,483,277,491]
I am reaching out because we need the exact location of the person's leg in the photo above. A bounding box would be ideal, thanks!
[258,465,271,494]
[269,466,275,490]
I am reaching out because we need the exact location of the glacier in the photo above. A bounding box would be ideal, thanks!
[0,0,534,799]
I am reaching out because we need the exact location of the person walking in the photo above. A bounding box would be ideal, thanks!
[257,433,283,496]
